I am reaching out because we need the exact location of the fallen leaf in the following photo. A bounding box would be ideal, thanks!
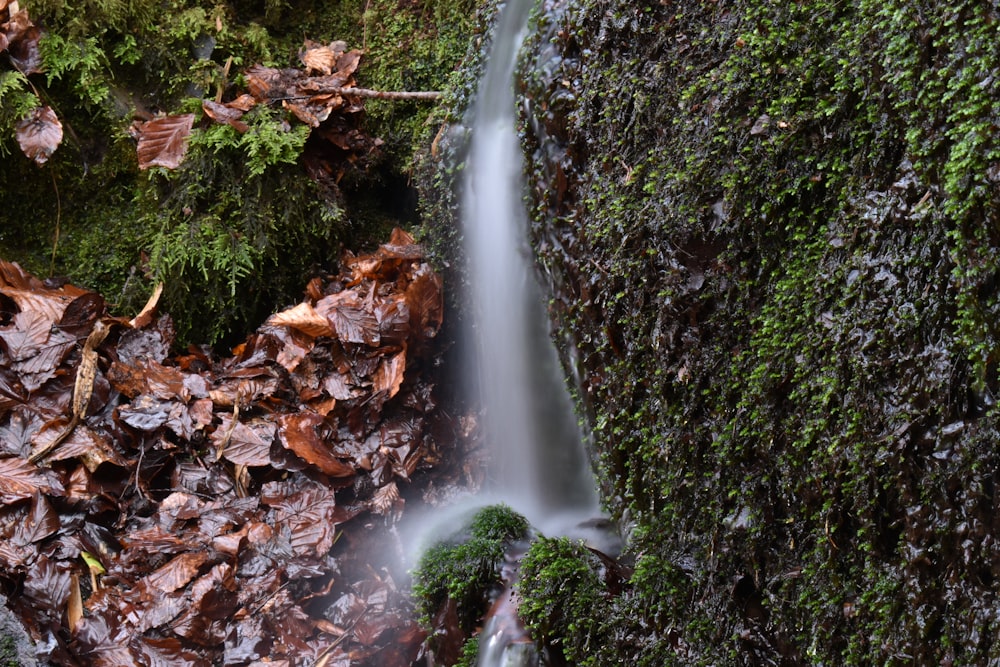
[300,40,337,76]
[316,290,380,346]
[4,10,43,75]
[268,301,334,338]
[128,282,163,329]
[136,114,195,170]
[372,350,406,399]
[226,93,257,112]
[214,415,275,467]
[0,455,64,502]
[145,551,211,594]
[278,413,355,477]
[67,573,83,633]
[15,106,62,165]
[0,309,52,362]
[202,99,249,133]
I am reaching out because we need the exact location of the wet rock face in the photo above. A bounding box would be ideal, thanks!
[515,0,1000,663]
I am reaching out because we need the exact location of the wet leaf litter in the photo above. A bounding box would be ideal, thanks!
[0,229,455,665]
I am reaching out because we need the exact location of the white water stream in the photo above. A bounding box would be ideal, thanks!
[461,2,602,665]
[463,0,598,534]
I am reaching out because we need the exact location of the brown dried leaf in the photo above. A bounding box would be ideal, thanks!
[136,114,195,170]
[170,563,237,645]
[22,554,71,612]
[227,93,257,112]
[0,309,52,361]
[145,551,210,594]
[245,64,292,101]
[367,481,400,516]
[117,394,172,431]
[107,359,188,401]
[277,413,355,477]
[405,265,444,340]
[11,328,74,381]
[214,415,275,467]
[283,97,334,128]
[0,261,92,322]
[131,636,207,667]
[12,491,59,544]
[372,349,405,399]
[0,409,39,457]
[128,282,163,329]
[316,291,379,346]
[5,11,43,75]
[202,99,249,133]
[15,106,62,165]
[335,49,363,79]
[300,40,337,76]
[261,478,360,563]
[374,295,410,346]
[272,326,313,373]
[32,420,128,471]
[208,375,280,407]
[267,301,334,338]
[0,455,64,502]
[323,371,362,401]
[67,573,83,633]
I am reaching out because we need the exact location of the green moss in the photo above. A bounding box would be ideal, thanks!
[517,536,607,666]
[516,0,1000,662]
[455,636,480,667]
[411,504,529,633]
[1,0,477,345]
[0,635,17,667]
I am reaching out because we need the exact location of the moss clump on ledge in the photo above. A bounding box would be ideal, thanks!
[411,504,530,636]
[517,536,608,666]
[515,0,1000,663]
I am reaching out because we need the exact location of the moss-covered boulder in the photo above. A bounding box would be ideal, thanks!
[412,504,531,665]
[513,0,1000,663]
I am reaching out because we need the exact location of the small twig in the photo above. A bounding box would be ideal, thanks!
[215,402,240,461]
[276,87,443,102]
[30,319,110,464]
[313,605,371,667]
[361,0,372,51]
[49,168,61,275]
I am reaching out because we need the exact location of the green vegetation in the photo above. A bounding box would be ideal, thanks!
[411,504,529,633]
[455,636,480,667]
[0,0,477,344]
[517,536,607,666]
[0,634,18,667]
[515,0,1000,663]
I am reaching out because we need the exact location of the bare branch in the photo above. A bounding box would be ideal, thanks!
[276,87,443,102]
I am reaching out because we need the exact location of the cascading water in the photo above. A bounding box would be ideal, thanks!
[463,0,598,533]
[461,1,604,665]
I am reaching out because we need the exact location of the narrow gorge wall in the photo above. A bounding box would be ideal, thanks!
[515,0,1000,663]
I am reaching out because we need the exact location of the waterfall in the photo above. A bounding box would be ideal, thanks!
[463,0,598,534]
[461,3,603,664]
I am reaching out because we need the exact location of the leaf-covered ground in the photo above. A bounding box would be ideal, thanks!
[0,229,473,666]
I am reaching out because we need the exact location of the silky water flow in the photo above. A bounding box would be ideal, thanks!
[399,2,610,665]
[460,0,609,664]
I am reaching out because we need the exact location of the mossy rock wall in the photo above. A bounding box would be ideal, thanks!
[517,0,1000,663]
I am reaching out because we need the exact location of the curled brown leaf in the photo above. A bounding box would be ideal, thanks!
[15,106,62,165]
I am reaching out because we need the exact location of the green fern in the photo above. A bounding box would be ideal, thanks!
[40,33,111,108]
